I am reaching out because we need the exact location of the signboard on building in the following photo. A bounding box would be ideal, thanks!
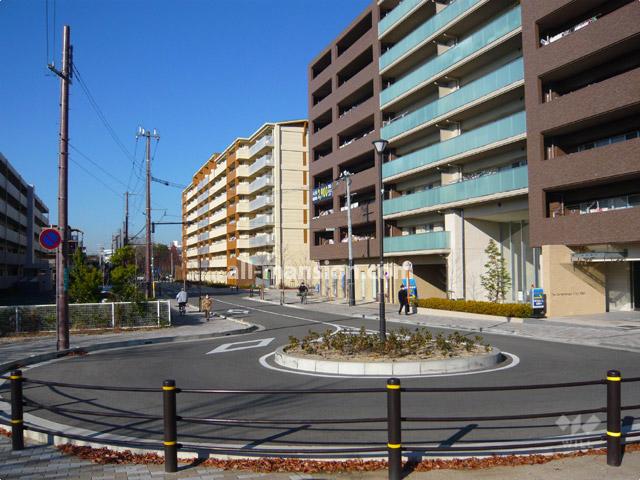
[312,182,333,203]
[531,287,545,316]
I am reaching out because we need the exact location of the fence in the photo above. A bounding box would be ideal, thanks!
[1,370,639,479]
[0,301,171,335]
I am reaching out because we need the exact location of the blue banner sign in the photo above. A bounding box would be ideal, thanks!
[531,288,544,310]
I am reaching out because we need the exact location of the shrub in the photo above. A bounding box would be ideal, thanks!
[287,327,489,359]
[416,298,533,318]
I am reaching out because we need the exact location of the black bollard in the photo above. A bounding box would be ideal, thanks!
[163,379,178,472]
[606,370,622,466]
[10,370,24,450]
[387,377,402,480]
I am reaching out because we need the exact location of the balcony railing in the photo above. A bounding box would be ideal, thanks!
[247,234,275,248]
[248,135,274,158]
[383,110,526,180]
[380,0,483,70]
[384,231,450,253]
[380,5,521,107]
[379,0,423,37]
[249,253,275,265]
[248,195,274,212]
[384,164,528,216]
[382,57,523,140]
[248,154,274,177]
[249,175,274,194]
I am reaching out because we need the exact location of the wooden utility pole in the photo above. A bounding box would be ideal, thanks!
[136,127,160,298]
[50,26,72,351]
[123,191,129,246]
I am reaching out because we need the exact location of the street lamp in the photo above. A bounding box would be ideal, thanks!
[336,170,355,307]
[372,139,388,341]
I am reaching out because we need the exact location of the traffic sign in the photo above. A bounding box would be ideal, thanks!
[39,228,62,250]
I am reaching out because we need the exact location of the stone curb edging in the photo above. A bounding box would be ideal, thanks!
[0,319,258,374]
[416,307,526,324]
[274,346,502,376]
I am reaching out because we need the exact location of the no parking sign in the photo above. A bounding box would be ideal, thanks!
[39,228,62,250]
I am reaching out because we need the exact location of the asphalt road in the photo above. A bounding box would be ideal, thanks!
[10,292,640,453]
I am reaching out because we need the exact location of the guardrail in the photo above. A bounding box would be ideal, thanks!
[0,301,171,335]
[1,370,639,478]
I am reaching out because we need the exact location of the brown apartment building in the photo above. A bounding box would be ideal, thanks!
[308,4,386,301]
[522,0,640,315]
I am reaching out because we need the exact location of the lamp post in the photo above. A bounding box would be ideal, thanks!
[372,139,388,341]
[336,170,355,307]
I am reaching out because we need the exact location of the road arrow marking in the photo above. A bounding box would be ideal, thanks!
[206,338,274,354]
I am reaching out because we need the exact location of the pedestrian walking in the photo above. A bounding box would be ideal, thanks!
[201,294,213,321]
[298,281,308,304]
[398,285,409,315]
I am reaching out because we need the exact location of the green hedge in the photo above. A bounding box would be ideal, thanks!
[415,298,533,318]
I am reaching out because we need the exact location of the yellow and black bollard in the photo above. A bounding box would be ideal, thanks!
[10,369,24,450]
[387,377,402,480]
[163,379,178,473]
[606,369,622,466]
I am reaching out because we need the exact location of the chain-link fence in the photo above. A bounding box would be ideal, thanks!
[0,300,171,336]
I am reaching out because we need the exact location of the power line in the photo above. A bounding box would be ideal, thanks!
[68,143,129,189]
[68,156,122,199]
[72,63,137,166]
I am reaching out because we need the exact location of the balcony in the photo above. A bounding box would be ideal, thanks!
[379,0,423,37]
[248,135,274,158]
[209,208,226,225]
[249,253,275,265]
[249,175,274,194]
[247,234,275,248]
[248,154,274,177]
[248,195,274,212]
[236,165,250,178]
[384,164,528,217]
[236,182,251,195]
[236,146,250,160]
[209,240,227,253]
[383,110,526,180]
[380,5,521,107]
[382,57,524,141]
[208,257,227,268]
[384,231,450,254]
[238,215,274,231]
[209,225,227,240]
[380,0,484,71]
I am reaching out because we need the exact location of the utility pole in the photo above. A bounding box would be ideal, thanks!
[123,191,129,246]
[49,25,72,351]
[136,127,160,299]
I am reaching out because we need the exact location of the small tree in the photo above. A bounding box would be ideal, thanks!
[110,245,141,301]
[69,248,102,303]
[480,239,511,303]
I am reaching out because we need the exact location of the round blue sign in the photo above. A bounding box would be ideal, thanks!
[39,228,62,250]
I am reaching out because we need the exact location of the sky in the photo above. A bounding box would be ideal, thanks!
[0,0,371,253]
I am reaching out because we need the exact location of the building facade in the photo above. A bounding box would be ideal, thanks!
[0,153,51,291]
[308,4,388,302]
[522,0,640,315]
[182,121,311,288]
[378,0,536,303]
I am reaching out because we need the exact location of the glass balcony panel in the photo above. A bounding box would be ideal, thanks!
[380,0,483,70]
[384,231,450,253]
[383,111,526,179]
[379,0,423,36]
[380,5,521,106]
[382,57,523,140]
[384,164,528,215]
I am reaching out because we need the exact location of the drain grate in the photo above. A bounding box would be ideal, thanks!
[616,325,640,330]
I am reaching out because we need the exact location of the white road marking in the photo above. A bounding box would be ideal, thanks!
[206,338,274,354]
[259,351,521,379]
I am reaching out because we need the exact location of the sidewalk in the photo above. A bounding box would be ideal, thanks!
[0,300,255,372]
[1,433,638,479]
[256,290,640,353]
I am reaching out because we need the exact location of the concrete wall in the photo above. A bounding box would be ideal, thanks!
[541,245,606,316]
[464,219,502,301]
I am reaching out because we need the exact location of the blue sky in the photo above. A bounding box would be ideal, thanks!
[0,0,370,253]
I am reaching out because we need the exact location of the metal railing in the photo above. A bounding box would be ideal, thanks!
[0,301,171,335]
[1,370,639,478]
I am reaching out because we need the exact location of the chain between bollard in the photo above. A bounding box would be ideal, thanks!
[387,378,402,480]
[606,369,622,467]
[163,379,178,473]
[10,369,24,450]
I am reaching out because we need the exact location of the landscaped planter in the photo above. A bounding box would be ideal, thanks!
[274,346,502,376]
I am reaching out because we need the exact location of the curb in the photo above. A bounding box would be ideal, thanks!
[0,319,258,374]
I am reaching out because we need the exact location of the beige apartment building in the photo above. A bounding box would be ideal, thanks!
[182,121,312,288]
